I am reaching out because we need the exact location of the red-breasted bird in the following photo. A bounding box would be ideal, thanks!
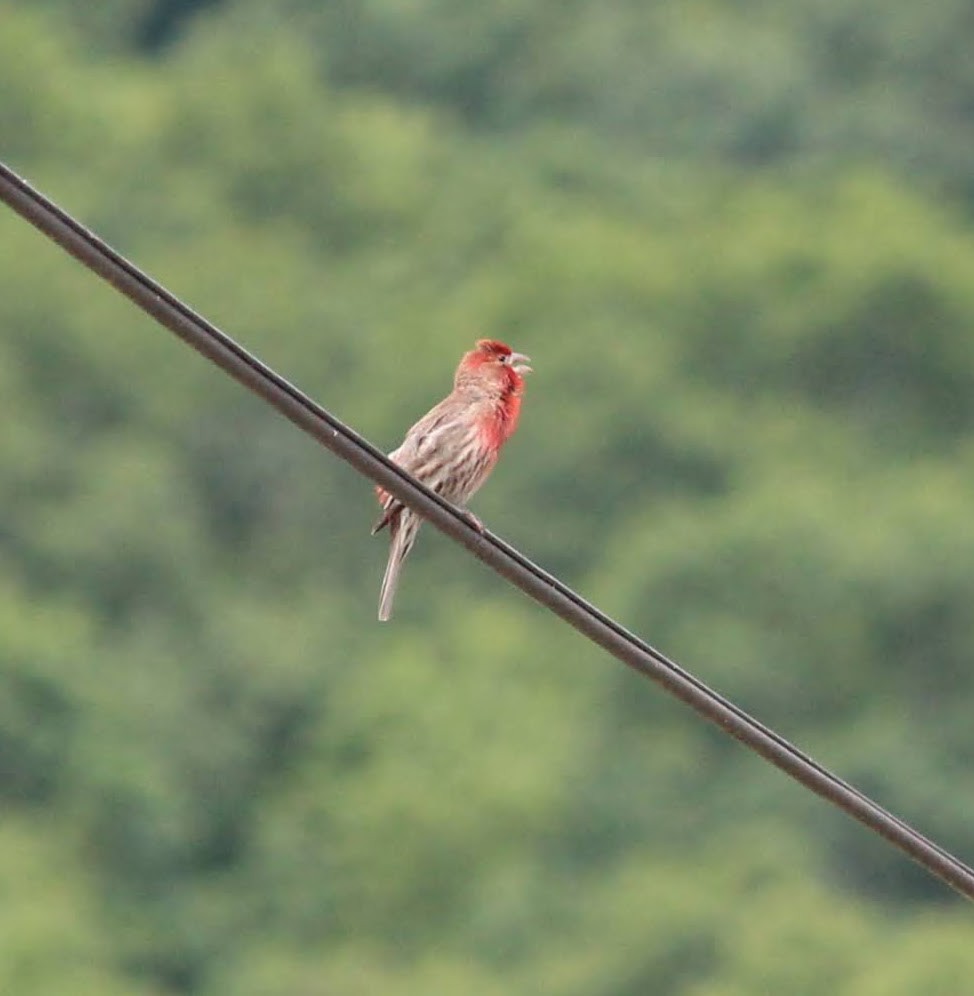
[372,339,532,621]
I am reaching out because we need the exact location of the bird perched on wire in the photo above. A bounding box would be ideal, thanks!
[372,338,532,621]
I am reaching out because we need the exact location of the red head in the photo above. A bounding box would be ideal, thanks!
[453,339,532,447]
[455,339,532,396]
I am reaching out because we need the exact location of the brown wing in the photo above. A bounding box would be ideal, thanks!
[371,395,462,534]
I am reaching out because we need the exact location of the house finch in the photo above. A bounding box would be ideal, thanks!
[373,339,532,621]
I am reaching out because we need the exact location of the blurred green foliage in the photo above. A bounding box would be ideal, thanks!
[2,0,974,992]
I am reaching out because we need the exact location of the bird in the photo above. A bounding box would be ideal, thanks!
[372,338,532,621]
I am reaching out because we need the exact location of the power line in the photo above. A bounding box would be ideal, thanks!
[2,159,972,902]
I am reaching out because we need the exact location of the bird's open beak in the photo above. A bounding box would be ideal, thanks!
[509,352,532,374]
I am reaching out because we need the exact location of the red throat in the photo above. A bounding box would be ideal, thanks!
[479,386,522,452]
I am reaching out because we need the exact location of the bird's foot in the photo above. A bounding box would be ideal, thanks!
[460,509,485,534]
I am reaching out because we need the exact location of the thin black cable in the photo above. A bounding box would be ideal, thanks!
[2,159,972,900]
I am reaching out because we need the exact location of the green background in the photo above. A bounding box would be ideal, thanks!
[1,1,973,992]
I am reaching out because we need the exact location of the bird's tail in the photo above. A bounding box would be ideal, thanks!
[378,512,421,622]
